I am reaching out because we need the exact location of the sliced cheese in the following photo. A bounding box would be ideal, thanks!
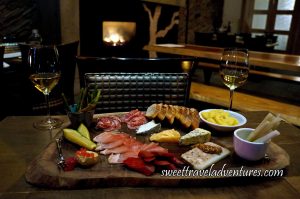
[149,129,181,143]
[181,142,230,170]
[179,128,211,145]
[136,120,161,134]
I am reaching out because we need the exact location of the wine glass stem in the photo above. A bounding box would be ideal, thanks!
[44,94,52,123]
[229,88,234,110]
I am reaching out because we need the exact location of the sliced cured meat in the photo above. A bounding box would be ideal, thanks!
[95,139,124,151]
[121,109,148,129]
[138,150,155,159]
[108,151,139,164]
[121,109,144,123]
[138,142,170,159]
[100,145,129,155]
[127,116,147,129]
[140,142,168,155]
[93,131,184,175]
[168,156,185,166]
[93,132,129,144]
[96,117,114,129]
[123,157,155,176]
[153,160,172,166]
[96,116,122,131]
[93,131,112,143]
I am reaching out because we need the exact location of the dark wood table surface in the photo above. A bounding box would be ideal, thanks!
[1,112,300,199]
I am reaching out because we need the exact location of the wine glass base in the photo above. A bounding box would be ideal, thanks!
[33,117,63,130]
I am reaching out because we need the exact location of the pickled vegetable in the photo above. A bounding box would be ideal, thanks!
[201,110,238,126]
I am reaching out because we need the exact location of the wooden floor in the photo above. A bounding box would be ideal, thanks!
[190,82,300,126]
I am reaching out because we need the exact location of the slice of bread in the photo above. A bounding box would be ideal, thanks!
[145,104,200,129]
[173,105,182,120]
[190,108,200,130]
[181,142,230,170]
[156,103,167,121]
[165,105,176,124]
[145,103,161,119]
[177,107,192,128]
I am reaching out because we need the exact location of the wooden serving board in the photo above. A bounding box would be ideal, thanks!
[25,113,290,189]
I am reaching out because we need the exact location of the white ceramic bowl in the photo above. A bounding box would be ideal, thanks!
[233,128,269,161]
[199,109,247,132]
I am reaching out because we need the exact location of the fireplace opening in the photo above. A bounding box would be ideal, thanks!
[103,21,136,46]
[79,0,181,57]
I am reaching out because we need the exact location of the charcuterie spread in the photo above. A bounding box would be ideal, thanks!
[25,106,290,188]
[58,104,282,176]
[60,105,236,175]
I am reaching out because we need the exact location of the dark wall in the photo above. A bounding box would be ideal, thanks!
[0,0,61,44]
[0,0,38,41]
[35,0,61,44]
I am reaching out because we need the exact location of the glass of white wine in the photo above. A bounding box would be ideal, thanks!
[28,45,63,130]
[220,48,249,110]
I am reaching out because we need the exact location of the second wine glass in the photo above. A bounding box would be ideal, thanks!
[28,45,63,130]
[219,48,249,110]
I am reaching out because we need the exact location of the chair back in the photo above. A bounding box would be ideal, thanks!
[0,46,4,74]
[85,72,190,113]
[0,46,4,119]
[77,57,197,87]
[19,44,30,67]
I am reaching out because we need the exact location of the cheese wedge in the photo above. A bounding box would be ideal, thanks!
[149,129,181,143]
[179,128,211,146]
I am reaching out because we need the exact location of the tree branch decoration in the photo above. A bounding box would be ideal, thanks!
[143,3,179,58]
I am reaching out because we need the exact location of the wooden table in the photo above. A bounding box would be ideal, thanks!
[0,112,300,198]
[144,44,300,72]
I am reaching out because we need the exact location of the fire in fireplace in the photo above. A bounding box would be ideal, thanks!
[79,0,181,57]
[103,21,136,46]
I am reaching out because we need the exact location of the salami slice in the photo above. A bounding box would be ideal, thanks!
[121,109,144,123]
[96,116,122,131]
[96,117,113,129]
[127,115,147,129]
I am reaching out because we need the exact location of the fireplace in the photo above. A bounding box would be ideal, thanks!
[79,0,148,57]
[79,0,180,57]
[102,21,136,46]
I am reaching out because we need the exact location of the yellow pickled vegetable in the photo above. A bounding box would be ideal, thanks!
[201,110,238,126]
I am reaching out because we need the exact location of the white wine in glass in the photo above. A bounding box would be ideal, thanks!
[220,48,249,110]
[28,45,63,130]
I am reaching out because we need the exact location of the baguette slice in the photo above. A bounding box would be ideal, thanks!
[173,105,182,120]
[183,108,193,128]
[145,103,161,119]
[181,142,230,170]
[190,108,200,130]
[156,103,167,121]
[165,105,176,124]
[178,107,192,128]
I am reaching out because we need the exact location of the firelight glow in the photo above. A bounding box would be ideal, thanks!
[103,21,136,46]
